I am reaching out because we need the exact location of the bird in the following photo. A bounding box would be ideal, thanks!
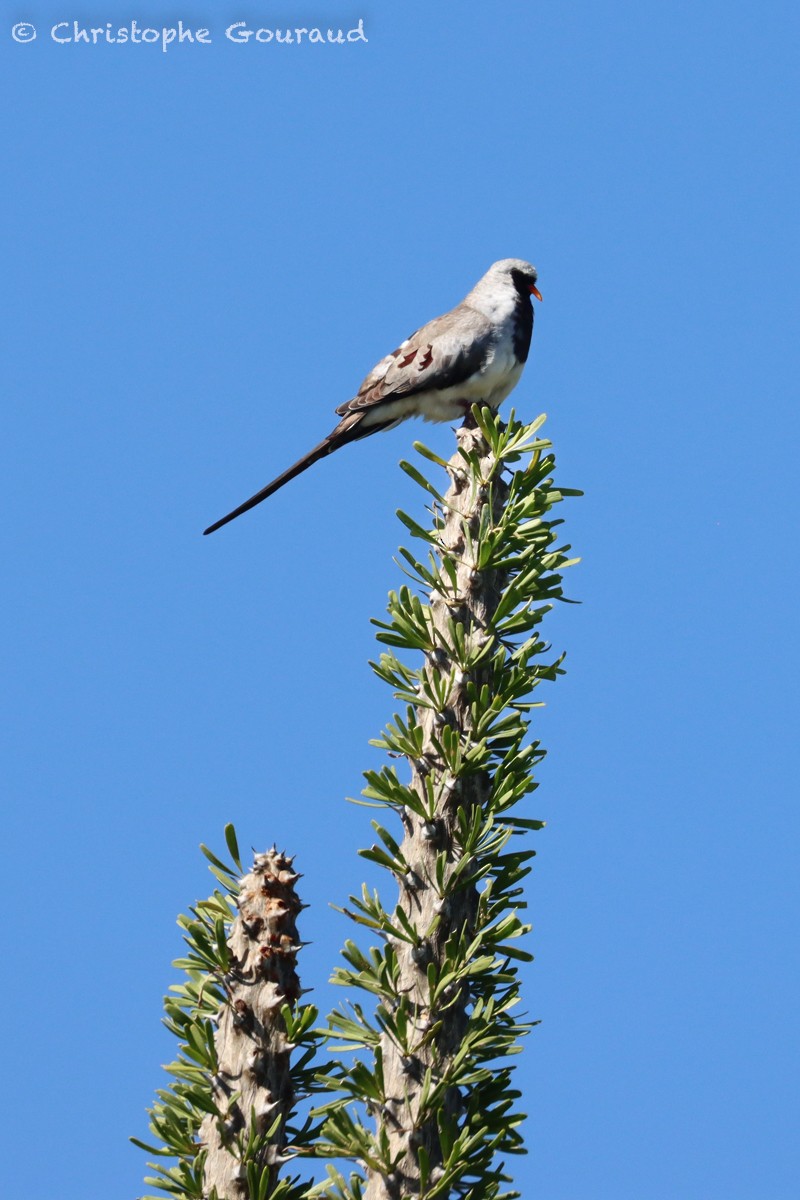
[203,258,542,535]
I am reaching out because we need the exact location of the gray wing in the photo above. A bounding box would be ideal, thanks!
[334,304,493,420]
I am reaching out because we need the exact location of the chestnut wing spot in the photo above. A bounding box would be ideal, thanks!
[418,344,434,371]
[398,348,419,368]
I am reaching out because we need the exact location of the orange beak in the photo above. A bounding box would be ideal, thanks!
[530,284,543,302]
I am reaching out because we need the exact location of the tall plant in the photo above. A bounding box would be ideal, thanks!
[135,408,579,1200]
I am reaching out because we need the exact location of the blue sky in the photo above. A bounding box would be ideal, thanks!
[2,2,798,1197]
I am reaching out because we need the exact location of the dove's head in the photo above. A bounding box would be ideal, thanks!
[465,259,542,323]
[487,258,542,302]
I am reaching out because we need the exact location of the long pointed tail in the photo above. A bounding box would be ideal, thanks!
[203,426,353,535]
